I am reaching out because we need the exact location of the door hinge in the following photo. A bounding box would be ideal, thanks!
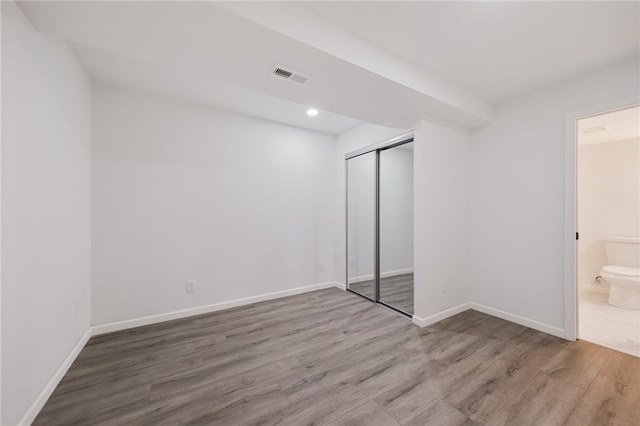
[576,232,579,240]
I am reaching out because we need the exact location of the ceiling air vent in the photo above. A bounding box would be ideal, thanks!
[272,65,310,85]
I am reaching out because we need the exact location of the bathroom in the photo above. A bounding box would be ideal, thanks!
[577,105,640,357]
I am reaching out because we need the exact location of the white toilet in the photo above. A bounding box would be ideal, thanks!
[600,236,640,310]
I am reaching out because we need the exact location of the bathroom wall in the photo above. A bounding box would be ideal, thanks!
[578,137,640,289]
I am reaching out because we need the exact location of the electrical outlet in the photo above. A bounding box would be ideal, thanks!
[186,280,196,294]
[319,262,325,272]
[442,278,448,293]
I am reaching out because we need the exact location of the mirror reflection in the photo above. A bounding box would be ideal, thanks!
[379,142,414,314]
[346,151,376,300]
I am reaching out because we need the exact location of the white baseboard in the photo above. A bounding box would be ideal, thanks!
[381,268,414,278]
[468,302,566,339]
[348,268,414,284]
[92,281,339,336]
[334,282,347,291]
[348,274,373,284]
[18,328,92,426]
[412,303,472,327]
[411,302,566,339]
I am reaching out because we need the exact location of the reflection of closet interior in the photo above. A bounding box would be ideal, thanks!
[346,133,414,316]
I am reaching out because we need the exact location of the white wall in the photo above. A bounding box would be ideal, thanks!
[1,2,92,424]
[413,120,471,320]
[578,138,640,288]
[91,84,336,325]
[470,57,640,333]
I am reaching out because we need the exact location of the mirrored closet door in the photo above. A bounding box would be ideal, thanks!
[379,142,414,314]
[346,134,414,316]
[346,151,376,301]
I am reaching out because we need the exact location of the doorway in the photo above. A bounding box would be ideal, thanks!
[346,133,414,316]
[576,105,639,356]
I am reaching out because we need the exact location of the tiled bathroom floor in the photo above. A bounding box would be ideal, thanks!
[579,285,640,357]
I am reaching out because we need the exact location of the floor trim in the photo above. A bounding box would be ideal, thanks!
[18,328,92,426]
[334,282,347,291]
[412,302,566,339]
[348,268,414,284]
[92,281,341,336]
[412,303,472,327]
[469,302,566,339]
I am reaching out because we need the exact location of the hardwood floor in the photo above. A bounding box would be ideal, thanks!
[349,273,414,314]
[35,288,640,425]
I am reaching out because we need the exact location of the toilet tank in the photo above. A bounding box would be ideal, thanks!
[604,236,640,268]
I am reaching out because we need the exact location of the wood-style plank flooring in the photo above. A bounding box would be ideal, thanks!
[35,288,640,425]
[349,273,414,314]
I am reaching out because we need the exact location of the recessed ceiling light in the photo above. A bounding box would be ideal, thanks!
[306,108,319,117]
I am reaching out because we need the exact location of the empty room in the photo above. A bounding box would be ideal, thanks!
[2,1,639,425]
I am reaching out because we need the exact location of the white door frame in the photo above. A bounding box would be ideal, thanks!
[563,97,639,341]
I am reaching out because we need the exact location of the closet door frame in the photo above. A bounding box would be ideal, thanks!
[345,131,414,316]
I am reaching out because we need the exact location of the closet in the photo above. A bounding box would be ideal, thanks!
[346,133,414,315]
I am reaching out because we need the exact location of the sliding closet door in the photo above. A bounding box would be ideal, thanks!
[346,152,376,300]
[379,142,414,314]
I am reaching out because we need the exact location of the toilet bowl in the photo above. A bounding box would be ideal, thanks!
[600,266,640,310]
[600,236,640,310]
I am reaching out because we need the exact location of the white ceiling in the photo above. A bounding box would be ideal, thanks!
[303,1,640,103]
[70,43,361,135]
[578,105,640,146]
[16,1,640,134]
